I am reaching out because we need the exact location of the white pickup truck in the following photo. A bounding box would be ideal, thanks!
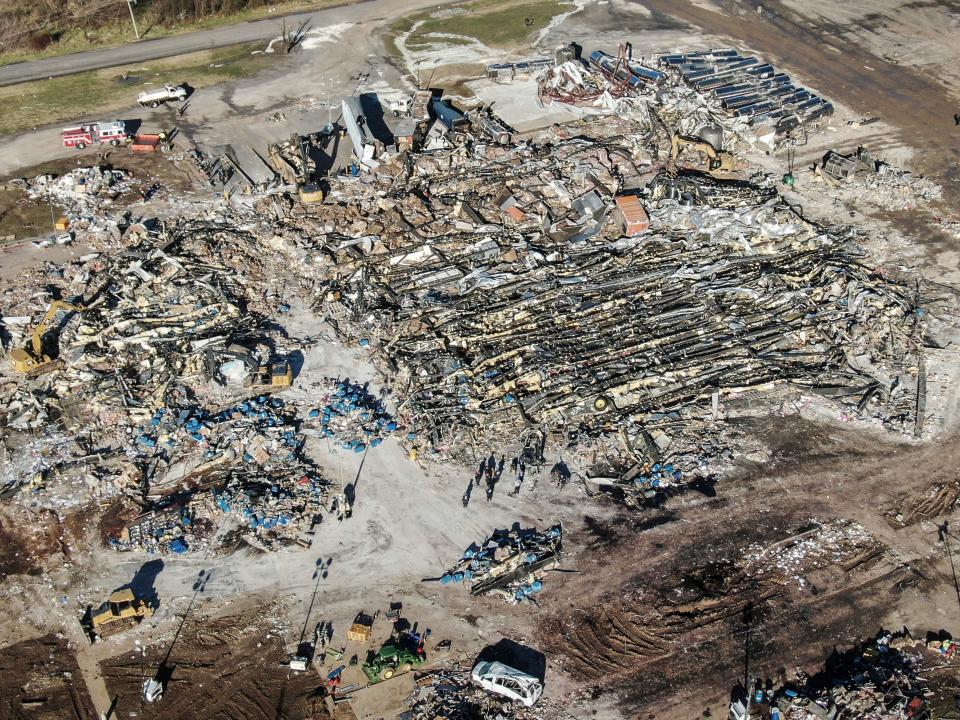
[137,85,187,108]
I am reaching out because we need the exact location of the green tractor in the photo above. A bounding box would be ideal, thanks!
[361,637,426,683]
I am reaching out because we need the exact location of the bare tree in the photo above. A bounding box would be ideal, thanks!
[280,18,311,53]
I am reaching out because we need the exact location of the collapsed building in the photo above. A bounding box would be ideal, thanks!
[0,216,339,551]
[1,46,956,527]
[253,111,951,501]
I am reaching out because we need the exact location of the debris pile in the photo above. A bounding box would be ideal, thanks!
[538,60,632,109]
[25,167,138,236]
[771,632,930,720]
[0,217,330,547]
[111,395,330,553]
[815,147,943,211]
[296,131,933,476]
[305,378,399,451]
[741,520,880,587]
[536,46,833,150]
[408,666,543,720]
[433,525,562,603]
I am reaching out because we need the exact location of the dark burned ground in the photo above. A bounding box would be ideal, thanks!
[0,635,96,720]
[0,504,63,579]
[0,501,100,579]
[539,418,960,718]
[101,605,321,720]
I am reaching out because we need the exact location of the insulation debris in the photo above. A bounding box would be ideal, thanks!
[408,665,548,720]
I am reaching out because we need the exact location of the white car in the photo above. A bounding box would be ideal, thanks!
[470,660,543,707]
[142,678,163,702]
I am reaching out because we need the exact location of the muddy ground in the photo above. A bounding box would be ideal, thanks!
[101,604,322,720]
[0,634,97,720]
[535,417,960,718]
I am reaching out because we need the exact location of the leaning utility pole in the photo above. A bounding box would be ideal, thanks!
[126,0,141,40]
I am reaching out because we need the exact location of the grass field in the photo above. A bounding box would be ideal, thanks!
[387,0,574,62]
[0,43,278,137]
[0,0,351,68]
[416,0,573,48]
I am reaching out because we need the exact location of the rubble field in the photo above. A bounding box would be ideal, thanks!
[3,2,960,718]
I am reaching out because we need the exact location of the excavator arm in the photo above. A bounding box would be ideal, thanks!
[11,300,84,374]
[31,301,83,356]
[670,134,737,174]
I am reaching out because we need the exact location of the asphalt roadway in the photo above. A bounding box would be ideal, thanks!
[0,0,436,87]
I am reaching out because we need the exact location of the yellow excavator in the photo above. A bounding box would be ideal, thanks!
[9,300,84,375]
[669,134,738,175]
[267,133,325,204]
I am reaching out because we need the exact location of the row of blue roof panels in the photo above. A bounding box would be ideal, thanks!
[675,57,759,78]
[658,48,740,64]
[652,48,833,127]
[748,97,833,125]
[695,71,789,92]
[588,50,665,86]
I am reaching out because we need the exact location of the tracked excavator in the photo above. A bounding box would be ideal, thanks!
[669,133,738,175]
[9,300,84,375]
[267,133,325,204]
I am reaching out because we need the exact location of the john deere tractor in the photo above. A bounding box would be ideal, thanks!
[362,636,426,683]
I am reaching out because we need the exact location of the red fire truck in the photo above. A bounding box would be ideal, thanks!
[61,121,130,150]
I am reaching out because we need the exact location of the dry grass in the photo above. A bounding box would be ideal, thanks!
[0,42,278,137]
[0,0,352,67]
[387,0,573,62]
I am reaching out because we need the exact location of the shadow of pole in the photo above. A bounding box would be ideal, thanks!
[742,600,754,706]
[298,558,328,650]
[156,569,211,682]
[939,522,960,610]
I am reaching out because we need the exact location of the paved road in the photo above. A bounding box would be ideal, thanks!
[0,0,404,86]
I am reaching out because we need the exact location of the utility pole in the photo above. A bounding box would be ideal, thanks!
[743,601,753,719]
[126,0,141,40]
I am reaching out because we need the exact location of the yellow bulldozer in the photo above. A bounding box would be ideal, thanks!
[669,134,738,175]
[255,360,293,390]
[87,589,154,641]
[9,300,84,376]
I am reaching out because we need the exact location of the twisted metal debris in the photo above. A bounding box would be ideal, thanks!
[288,127,932,479]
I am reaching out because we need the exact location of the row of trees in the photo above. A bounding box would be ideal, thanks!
[0,0,274,53]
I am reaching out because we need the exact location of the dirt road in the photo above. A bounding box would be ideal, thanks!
[0,0,455,87]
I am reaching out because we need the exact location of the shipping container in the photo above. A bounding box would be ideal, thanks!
[614,195,650,237]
